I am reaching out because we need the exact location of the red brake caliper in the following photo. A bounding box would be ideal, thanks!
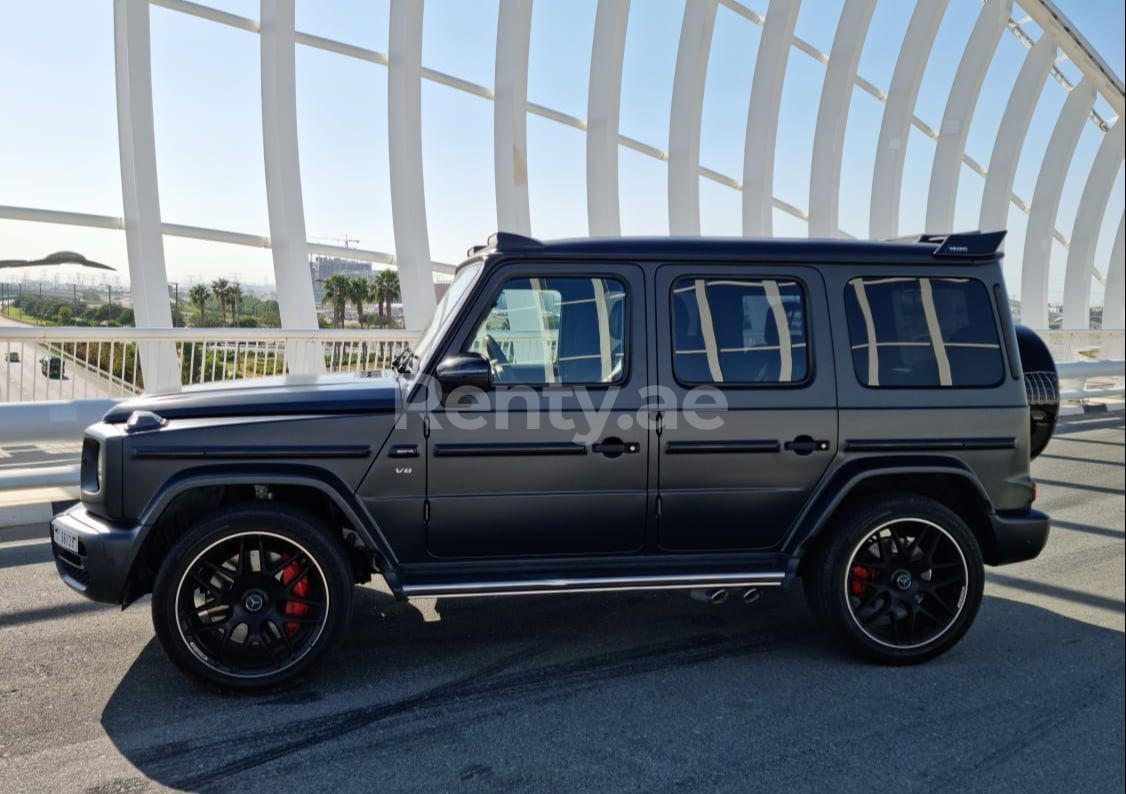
[850,565,874,596]
[280,560,310,637]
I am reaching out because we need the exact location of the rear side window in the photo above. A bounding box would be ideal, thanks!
[844,276,1003,388]
[671,277,808,385]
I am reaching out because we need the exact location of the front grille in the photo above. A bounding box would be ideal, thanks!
[53,544,90,586]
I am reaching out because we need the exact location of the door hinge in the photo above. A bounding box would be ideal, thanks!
[423,414,431,438]
[652,410,664,436]
[655,494,662,517]
[424,499,430,522]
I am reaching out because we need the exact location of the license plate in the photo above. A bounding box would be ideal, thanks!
[53,524,80,555]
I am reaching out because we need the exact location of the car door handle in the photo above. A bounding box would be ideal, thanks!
[784,435,831,456]
[591,437,640,458]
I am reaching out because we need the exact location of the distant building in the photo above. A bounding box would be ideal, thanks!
[309,256,372,303]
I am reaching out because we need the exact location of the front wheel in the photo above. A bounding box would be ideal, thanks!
[805,495,984,664]
[152,504,354,691]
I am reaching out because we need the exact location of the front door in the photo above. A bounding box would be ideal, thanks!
[655,265,837,551]
[425,263,649,559]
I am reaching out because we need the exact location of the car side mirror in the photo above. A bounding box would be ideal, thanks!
[435,352,492,393]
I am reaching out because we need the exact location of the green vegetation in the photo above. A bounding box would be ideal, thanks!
[320,271,401,328]
[4,294,135,326]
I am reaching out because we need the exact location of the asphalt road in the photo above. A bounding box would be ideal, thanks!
[1,312,123,403]
[0,415,1122,793]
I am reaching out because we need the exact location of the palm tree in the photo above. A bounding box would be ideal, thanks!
[210,278,230,326]
[225,283,243,326]
[320,273,350,328]
[373,269,401,326]
[188,283,209,325]
[348,275,369,328]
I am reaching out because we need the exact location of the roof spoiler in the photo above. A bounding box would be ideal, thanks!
[467,232,543,258]
[900,230,1007,258]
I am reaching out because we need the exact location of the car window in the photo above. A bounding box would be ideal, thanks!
[671,277,809,385]
[466,276,627,385]
[843,276,1003,388]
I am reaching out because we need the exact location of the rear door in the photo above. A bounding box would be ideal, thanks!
[654,265,837,551]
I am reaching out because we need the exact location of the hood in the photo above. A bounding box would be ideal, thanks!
[103,371,402,423]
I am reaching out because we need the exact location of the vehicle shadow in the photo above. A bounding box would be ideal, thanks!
[98,586,1125,792]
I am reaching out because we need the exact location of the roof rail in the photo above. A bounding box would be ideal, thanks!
[466,231,543,258]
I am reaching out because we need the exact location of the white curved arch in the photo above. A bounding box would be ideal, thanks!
[1104,213,1125,330]
[925,0,1011,235]
[808,0,876,238]
[979,32,1057,233]
[869,0,947,240]
[587,0,630,237]
[1062,121,1125,328]
[668,0,717,235]
[388,0,436,329]
[1020,78,1096,329]
[260,0,322,374]
[495,0,533,235]
[742,0,801,237]
[114,0,177,391]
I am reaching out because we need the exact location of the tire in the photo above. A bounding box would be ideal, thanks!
[152,503,354,691]
[804,494,984,665]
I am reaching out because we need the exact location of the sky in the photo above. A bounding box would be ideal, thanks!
[0,0,1123,306]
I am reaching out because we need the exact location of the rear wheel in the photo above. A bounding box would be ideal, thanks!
[152,504,353,690]
[805,495,984,664]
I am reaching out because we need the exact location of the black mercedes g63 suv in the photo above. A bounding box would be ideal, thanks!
[51,231,1056,689]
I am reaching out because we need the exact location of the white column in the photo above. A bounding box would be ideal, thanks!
[667,0,717,236]
[1020,78,1096,329]
[979,32,1057,232]
[587,0,630,237]
[741,0,801,237]
[808,0,876,238]
[494,0,533,236]
[1103,213,1125,330]
[1062,121,1125,328]
[868,0,946,240]
[388,0,437,329]
[260,0,321,373]
[114,0,179,392]
[925,0,1011,235]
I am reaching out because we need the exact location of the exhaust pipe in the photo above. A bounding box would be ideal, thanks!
[742,587,760,605]
[690,588,729,605]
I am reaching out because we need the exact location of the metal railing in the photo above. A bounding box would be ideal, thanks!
[1,326,417,404]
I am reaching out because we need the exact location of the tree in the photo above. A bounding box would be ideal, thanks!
[373,269,401,326]
[347,275,369,328]
[320,273,351,328]
[210,278,230,326]
[225,283,243,326]
[188,284,209,325]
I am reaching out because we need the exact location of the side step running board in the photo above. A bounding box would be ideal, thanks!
[401,572,787,599]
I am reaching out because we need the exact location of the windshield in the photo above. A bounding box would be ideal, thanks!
[411,261,483,371]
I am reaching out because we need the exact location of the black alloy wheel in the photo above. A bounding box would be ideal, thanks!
[153,504,353,690]
[804,494,984,664]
